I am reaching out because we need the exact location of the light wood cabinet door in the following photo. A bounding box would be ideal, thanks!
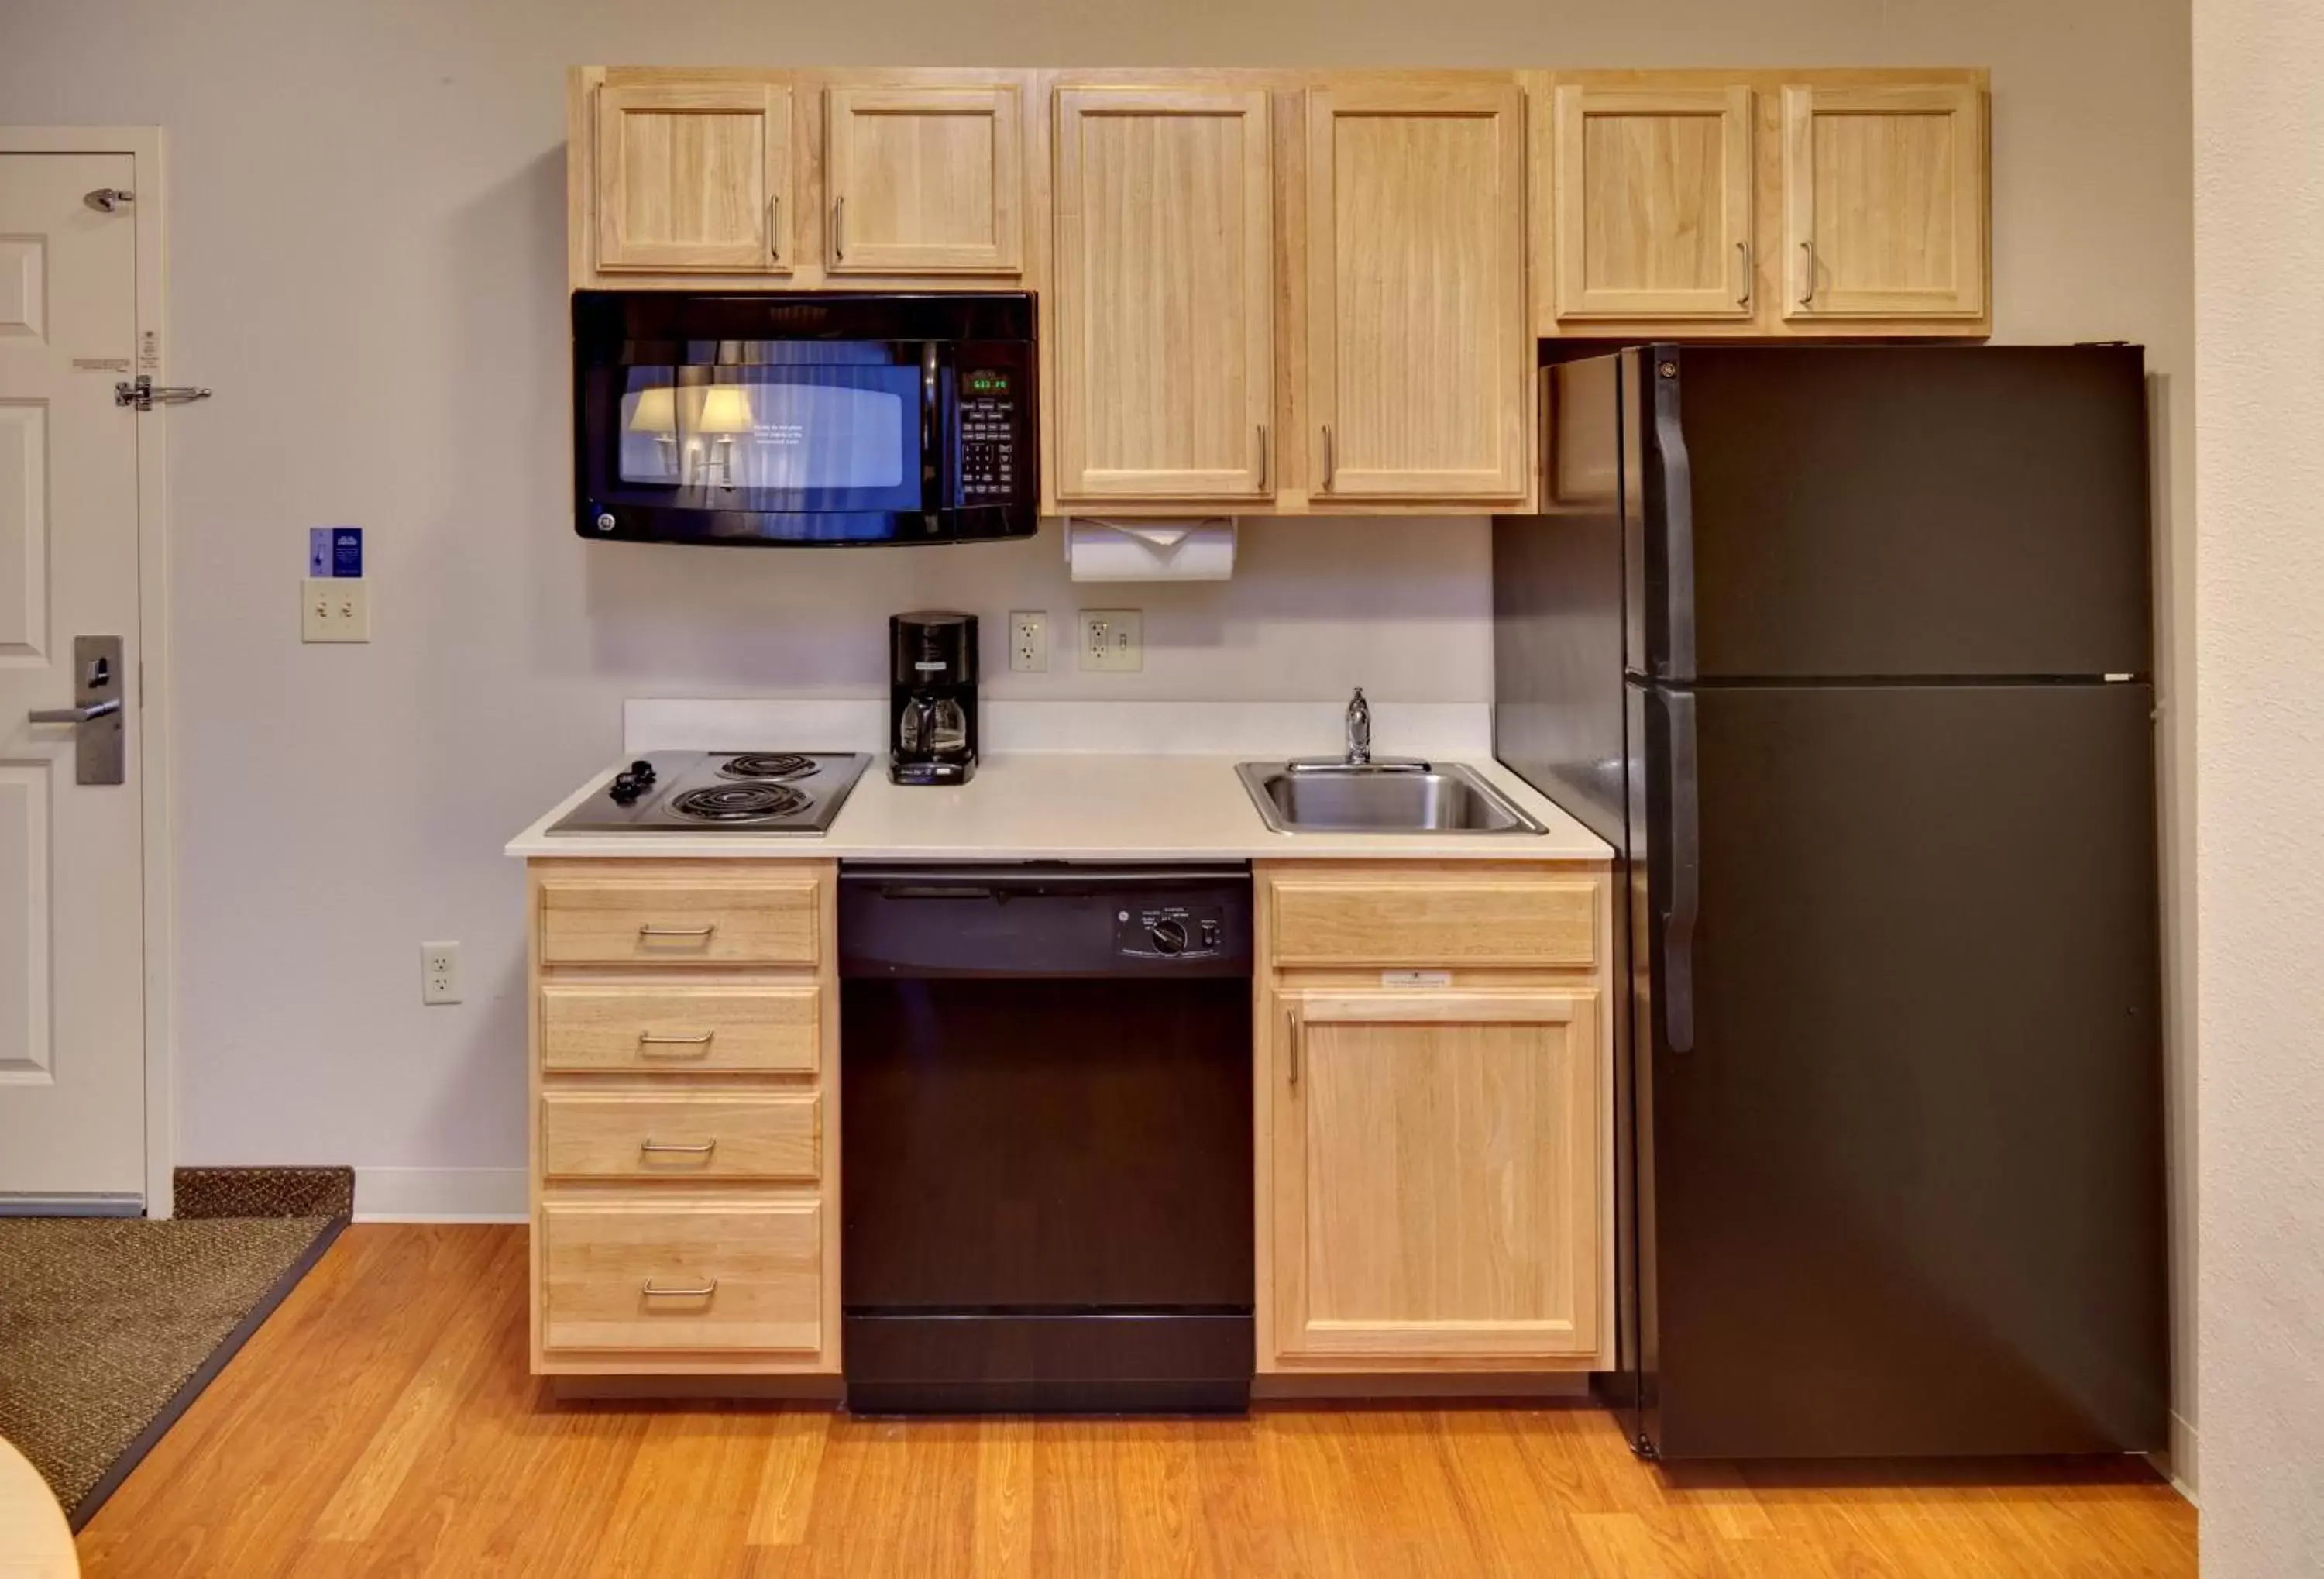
[1781,83,1986,322]
[596,79,793,273]
[1306,84,1528,501]
[1271,989,1600,1364]
[1552,84,1754,322]
[1051,88,1275,502]
[825,83,1022,274]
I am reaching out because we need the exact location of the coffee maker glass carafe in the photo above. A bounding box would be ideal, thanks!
[899,693,968,759]
[889,611,979,786]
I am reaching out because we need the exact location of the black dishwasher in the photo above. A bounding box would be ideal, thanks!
[839,863,1253,1412]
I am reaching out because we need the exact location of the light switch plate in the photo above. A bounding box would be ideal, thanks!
[302,577,370,642]
[1077,609,1143,673]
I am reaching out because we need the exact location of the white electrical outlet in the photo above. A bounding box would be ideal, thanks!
[302,578,371,642]
[1009,611,1050,673]
[1077,609,1143,673]
[421,941,461,1005]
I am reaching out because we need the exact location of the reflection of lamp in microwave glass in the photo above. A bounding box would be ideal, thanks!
[695,385,755,489]
[626,384,679,479]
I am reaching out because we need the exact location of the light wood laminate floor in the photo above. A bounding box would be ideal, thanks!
[76,1226,2195,1577]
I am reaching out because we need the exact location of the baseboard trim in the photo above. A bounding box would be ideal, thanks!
[352,1167,528,1222]
[2157,1409,2199,1503]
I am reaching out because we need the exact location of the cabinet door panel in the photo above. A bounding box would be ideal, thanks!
[1782,84,1986,321]
[597,81,792,272]
[827,84,1021,273]
[1273,989,1600,1362]
[1307,85,1528,501]
[1553,85,1754,322]
[1053,88,1274,501]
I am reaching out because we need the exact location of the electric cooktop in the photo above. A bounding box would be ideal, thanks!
[547,751,872,835]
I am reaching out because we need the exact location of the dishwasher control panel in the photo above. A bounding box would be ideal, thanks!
[1115,903,1229,961]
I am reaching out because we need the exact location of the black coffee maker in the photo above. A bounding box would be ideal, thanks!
[888,611,979,786]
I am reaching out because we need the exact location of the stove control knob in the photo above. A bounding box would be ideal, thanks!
[629,759,657,783]
[1148,917,1189,955]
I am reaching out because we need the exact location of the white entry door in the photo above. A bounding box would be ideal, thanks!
[0,153,148,1204]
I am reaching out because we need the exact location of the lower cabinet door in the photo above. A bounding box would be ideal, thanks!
[1271,988,1600,1364]
[540,1199,823,1355]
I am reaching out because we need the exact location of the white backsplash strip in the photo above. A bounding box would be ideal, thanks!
[624,699,1494,759]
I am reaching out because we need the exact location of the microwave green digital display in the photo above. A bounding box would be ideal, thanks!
[965,370,1011,396]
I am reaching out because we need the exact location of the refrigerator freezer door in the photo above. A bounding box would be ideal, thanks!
[1636,680,2168,1458]
[1642,345,2154,682]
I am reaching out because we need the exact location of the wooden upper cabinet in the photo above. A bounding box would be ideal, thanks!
[1552,84,1754,322]
[824,83,1023,274]
[596,78,793,272]
[1271,989,1600,1363]
[1781,82,1987,322]
[1307,84,1529,502]
[1051,87,1276,502]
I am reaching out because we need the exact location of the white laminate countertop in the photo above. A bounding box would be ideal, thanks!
[505,753,1611,863]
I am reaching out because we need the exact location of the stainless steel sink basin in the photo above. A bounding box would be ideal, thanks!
[1236,761,1548,835]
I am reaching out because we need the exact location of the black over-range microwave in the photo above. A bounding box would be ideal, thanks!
[573,291,1037,546]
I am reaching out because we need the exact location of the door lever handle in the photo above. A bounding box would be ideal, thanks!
[29,698,122,725]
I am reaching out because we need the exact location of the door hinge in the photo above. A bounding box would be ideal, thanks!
[84,187,135,213]
[115,376,211,411]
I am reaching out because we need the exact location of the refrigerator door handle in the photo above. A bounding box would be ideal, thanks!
[1648,354,1697,682]
[1663,688,1700,1053]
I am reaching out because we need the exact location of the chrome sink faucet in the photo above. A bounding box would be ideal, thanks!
[1346,687,1372,765]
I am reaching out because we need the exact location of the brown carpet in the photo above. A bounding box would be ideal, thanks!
[0,1169,349,1529]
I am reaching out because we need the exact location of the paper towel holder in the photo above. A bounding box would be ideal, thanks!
[1062,515,1238,582]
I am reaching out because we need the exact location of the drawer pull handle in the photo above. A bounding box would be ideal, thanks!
[640,1137,717,1156]
[638,924,717,939]
[641,1278,718,1299]
[638,1031,716,1054]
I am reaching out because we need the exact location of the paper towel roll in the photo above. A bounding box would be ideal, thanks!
[1064,517,1237,582]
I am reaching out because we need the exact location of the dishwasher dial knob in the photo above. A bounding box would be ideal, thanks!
[1148,917,1189,955]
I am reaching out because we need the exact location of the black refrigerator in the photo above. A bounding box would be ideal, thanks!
[1493,344,2168,1460]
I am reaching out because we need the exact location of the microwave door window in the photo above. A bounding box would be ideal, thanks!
[669,367,923,511]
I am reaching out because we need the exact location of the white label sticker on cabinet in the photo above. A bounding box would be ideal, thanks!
[1381,970,1453,988]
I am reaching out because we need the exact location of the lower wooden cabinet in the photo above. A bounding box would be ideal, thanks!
[1257,863,1613,1374]
[1270,989,1600,1363]
[528,858,840,1377]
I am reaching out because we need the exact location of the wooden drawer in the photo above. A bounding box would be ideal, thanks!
[541,1091,820,1182]
[1267,875,1598,969]
[540,982,820,1073]
[539,1199,823,1354]
[538,875,821,967]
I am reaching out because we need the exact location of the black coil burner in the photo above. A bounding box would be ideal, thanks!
[717,752,820,783]
[670,783,813,822]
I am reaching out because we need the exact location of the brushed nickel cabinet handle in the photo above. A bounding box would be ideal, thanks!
[1257,423,1270,490]
[1799,239,1817,308]
[638,1030,716,1054]
[1319,425,1335,493]
[638,924,717,939]
[1285,1007,1301,1085]
[833,195,845,262]
[1736,239,1752,308]
[641,1278,718,1299]
[639,1137,717,1155]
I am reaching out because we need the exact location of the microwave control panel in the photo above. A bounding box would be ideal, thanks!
[957,367,1020,501]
